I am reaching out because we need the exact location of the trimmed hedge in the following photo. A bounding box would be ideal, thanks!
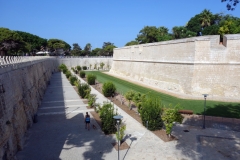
[102,81,116,97]
[87,74,96,85]
[80,71,86,78]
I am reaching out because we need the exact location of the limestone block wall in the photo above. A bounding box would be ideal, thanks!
[110,34,240,101]
[0,57,57,160]
[56,57,113,70]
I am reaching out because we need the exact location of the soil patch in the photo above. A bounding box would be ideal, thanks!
[111,142,130,150]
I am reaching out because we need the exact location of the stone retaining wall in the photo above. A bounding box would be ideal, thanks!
[110,34,240,101]
[0,57,57,160]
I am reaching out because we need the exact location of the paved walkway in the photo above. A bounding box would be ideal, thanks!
[16,71,240,160]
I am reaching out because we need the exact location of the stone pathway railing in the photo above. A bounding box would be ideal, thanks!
[0,56,56,74]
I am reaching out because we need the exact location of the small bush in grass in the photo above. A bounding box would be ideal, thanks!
[162,104,183,135]
[65,71,71,78]
[140,98,163,131]
[78,83,91,98]
[80,71,86,78]
[99,102,118,134]
[70,76,77,85]
[102,82,116,97]
[76,66,81,71]
[82,66,87,70]
[87,74,96,85]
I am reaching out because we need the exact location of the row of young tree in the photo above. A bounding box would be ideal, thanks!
[125,9,240,46]
[0,28,71,56]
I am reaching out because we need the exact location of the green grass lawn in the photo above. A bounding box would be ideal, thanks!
[85,71,240,118]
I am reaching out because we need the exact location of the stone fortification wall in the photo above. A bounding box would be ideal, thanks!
[110,34,240,101]
[57,57,113,70]
[0,57,57,159]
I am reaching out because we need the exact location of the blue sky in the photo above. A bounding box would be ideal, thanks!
[0,0,240,49]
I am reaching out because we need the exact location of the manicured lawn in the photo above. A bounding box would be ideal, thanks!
[85,71,240,118]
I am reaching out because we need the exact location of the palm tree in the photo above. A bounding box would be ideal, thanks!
[199,9,213,28]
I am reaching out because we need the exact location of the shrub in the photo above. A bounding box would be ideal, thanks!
[70,76,77,85]
[79,71,86,78]
[140,98,163,131]
[82,66,87,70]
[78,83,91,98]
[102,82,116,97]
[100,62,105,69]
[116,124,126,144]
[99,102,118,134]
[125,90,135,110]
[88,94,96,108]
[133,92,146,113]
[87,74,96,85]
[59,64,67,71]
[65,71,71,78]
[74,80,80,87]
[62,68,68,74]
[76,66,81,71]
[162,104,183,135]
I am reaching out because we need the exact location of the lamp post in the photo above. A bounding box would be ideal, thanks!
[113,115,123,160]
[202,94,208,129]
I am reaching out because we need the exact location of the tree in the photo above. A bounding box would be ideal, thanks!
[15,31,47,54]
[136,26,159,44]
[100,42,116,56]
[199,9,213,28]
[47,39,71,55]
[71,43,82,56]
[91,48,102,56]
[125,90,135,110]
[82,43,92,56]
[0,28,25,56]
[172,26,196,39]
[125,40,139,46]
[222,0,239,10]
[156,26,172,41]
[100,62,105,69]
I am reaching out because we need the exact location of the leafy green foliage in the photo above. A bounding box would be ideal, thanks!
[102,82,116,97]
[88,94,96,108]
[133,92,147,112]
[70,76,77,85]
[0,28,25,55]
[140,98,163,131]
[65,71,71,79]
[99,102,118,134]
[59,64,67,71]
[82,66,87,70]
[162,105,183,135]
[125,41,139,46]
[79,71,86,78]
[71,43,82,56]
[78,83,91,98]
[47,39,71,53]
[76,66,81,71]
[100,62,105,69]
[15,31,47,53]
[125,90,135,110]
[87,74,96,85]
[116,124,126,143]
